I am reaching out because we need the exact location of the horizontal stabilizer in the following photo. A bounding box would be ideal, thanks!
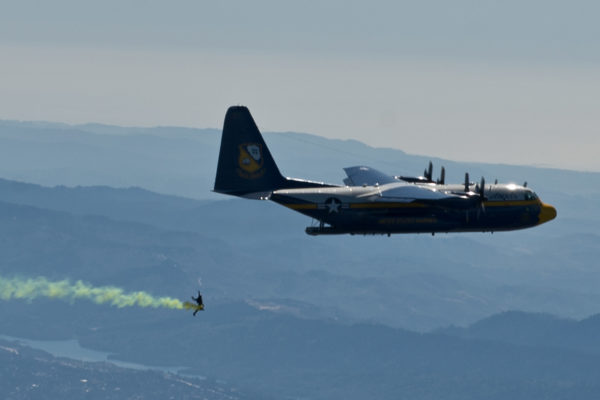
[343,166,396,186]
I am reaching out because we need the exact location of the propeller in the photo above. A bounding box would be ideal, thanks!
[460,173,487,218]
[479,177,486,200]
[437,166,446,185]
[424,161,433,182]
[463,173,486,205]
[471,176,487,217]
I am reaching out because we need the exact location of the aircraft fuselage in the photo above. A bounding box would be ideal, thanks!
[272,182,556,235]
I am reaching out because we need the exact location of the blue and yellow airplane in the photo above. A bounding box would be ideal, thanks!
[214,106,556,236]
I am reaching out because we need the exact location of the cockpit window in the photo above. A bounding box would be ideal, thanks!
[524,192,538,201]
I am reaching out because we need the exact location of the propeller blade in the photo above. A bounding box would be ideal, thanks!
[464,173,469,192]
[425,161,433,181]
[479,177,485,199]
[523,181,528,187]
[478,177,487,213]
[438,167,446,185]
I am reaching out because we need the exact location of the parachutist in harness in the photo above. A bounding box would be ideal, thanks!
[191,291,204,316]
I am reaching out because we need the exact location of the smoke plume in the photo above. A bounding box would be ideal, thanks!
[0,275,199,311]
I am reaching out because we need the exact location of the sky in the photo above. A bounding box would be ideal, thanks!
[1,0,599,171]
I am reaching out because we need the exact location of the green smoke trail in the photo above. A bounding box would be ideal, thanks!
[0,275,200,311]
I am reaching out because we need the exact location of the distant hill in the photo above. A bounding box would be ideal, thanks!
[0,339,257,400]
[1,175,600,398]
[1,181,599,331]
[2,119,598,244]
[0,178,209,229]
[3,301,600,400]
[1,119,599,201]
[438,310,600,356]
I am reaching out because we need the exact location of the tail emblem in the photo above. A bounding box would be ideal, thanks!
[237,143,266,179]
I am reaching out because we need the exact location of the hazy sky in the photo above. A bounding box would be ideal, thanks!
[1,0,599,171]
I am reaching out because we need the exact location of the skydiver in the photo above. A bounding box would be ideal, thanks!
[191,291,204,316]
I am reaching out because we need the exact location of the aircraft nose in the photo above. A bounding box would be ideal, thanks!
[538,203,557,225]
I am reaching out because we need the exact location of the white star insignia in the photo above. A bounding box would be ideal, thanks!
[325,198,341,213]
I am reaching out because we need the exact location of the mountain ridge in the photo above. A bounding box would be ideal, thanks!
[0,174,599,398]
[1,119,599,200]
[0,180,598,331]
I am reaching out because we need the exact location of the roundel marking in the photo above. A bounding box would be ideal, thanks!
[324,197,342,213]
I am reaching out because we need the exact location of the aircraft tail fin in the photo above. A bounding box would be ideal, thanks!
[214,106,334,199]
[214,106,286,198]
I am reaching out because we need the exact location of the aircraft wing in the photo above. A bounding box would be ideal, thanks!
[343,166,397,186]
[375,182,480,209]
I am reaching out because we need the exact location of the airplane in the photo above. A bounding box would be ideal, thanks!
[213,106,557,236]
